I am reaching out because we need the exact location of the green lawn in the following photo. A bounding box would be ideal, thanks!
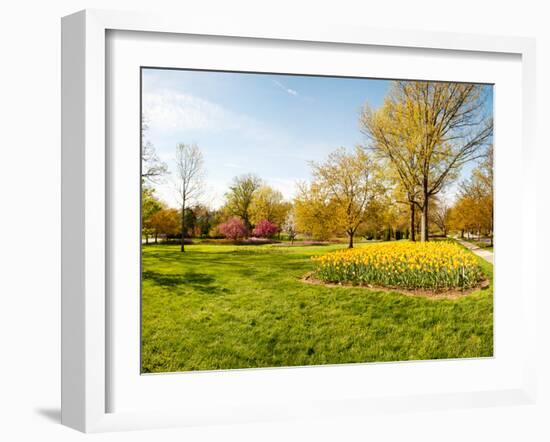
[141,242,493,373]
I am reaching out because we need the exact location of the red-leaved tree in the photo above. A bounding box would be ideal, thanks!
[218,217,248,240]
[252,219,278,238]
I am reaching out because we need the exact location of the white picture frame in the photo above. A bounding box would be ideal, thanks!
[61,9,537,433]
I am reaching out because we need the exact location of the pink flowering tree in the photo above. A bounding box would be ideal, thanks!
[252,219,279,238]
[218,217,248,240]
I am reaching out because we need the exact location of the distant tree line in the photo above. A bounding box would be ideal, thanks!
[141,80,494,251]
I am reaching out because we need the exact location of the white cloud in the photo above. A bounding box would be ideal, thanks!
[143,90,238,131]
[143,89,280,146]
[273,80,298,97]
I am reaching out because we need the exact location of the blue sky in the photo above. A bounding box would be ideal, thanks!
[142,68,492,209]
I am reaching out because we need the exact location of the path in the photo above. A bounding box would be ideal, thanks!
[454,238,494,264]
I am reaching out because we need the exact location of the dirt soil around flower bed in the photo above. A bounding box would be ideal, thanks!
[301,272,490,300]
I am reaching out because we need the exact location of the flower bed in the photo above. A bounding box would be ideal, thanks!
[312,241,484,290]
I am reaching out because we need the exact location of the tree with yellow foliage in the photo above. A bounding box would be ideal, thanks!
[361,81,493,242]
[294,181,341,241]
[149,208,180,243]
[249,185,291,228]
[448,145,493,244]
[302,146,384,248]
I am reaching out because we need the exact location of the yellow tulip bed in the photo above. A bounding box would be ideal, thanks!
[312,241,484,290]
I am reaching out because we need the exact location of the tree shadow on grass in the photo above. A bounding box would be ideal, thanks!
[143,251,249,268]
[142,270,227,294]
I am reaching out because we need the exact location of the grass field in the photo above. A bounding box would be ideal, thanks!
[141,242,493,373]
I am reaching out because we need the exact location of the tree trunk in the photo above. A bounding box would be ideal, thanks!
[410,202,416,242]
[348,231,354,248]
[180,202,186,252]
[420,180,429,242]
[243,214,251,236]
[154,232,158,244]
[420,207,428,242]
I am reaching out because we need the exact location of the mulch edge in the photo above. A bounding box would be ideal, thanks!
[301,272,490,300]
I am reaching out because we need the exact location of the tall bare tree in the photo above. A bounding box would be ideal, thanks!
[475,144,494,245]
[361,81,493,241]
[430,198,451,237]
[175,143,204,252]
[141,116,168,183]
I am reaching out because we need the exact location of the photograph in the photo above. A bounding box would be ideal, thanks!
[140,68,494,373]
